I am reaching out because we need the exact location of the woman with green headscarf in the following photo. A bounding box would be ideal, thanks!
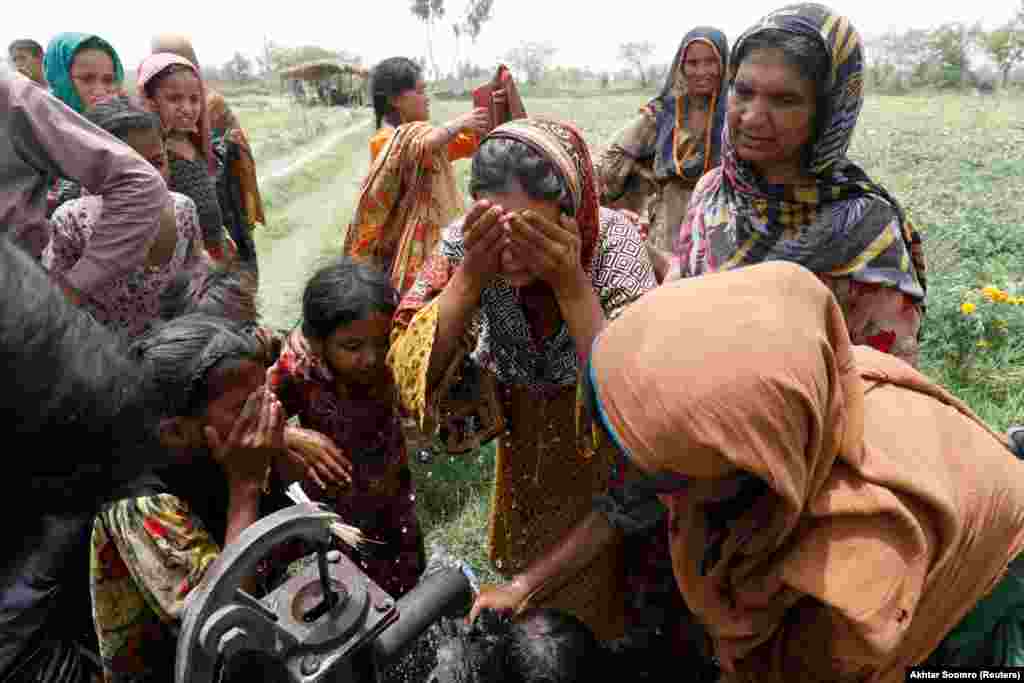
[44,33,124,115]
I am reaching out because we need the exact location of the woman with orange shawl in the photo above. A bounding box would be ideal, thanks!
[344,57,492,295]
[387,118,658,640]
[579,260,1024,680]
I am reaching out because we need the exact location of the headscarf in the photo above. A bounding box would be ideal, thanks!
[394,118,649,391]
[588,260,1024,681]
[136,53,216,176]
[678,3,927,300]
[650,27,729,183]
[149,33,199,67]
[43,33,124,115]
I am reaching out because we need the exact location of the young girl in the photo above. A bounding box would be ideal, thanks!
[268,258,425,597]
[137,52,233,263]
[44,95,203,340]
[90,314,285,681]
[344,57,492,295]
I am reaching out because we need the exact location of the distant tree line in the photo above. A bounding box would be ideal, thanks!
[866,1,1024,92]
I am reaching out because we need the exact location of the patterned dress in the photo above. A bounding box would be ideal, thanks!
[268,331,426,598]
[389,207,657,640]
[90,494,220,683]
[44,192,202,340]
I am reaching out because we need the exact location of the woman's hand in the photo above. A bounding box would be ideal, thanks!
[449,107,491,137]
[206,387,284,491]
[280,426,353,491]
[506,211,585,297]
[468,578,532,622]
[458,200,508,293]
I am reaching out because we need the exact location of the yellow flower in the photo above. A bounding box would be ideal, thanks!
[977,340,991,348]
[982,285,1000,301]
[995,290,1010,303]
[961,302,976,315]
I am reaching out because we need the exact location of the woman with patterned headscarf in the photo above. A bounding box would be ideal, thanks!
[675,3,927,367]
[595,28,729,265]
[387,118,658,640]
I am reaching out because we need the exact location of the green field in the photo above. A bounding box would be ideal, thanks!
[238,92,1024,584]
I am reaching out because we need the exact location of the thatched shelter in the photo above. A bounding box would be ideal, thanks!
[280,61,368,106]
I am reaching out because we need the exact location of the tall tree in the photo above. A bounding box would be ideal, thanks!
[618,41,656,87]
[928,22,984,88]
[411,0,446,81]
[983,13,1024,87]
[504,41,557,85]
[463,0,494,42]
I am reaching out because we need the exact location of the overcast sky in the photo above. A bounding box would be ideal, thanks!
[5,0,1022,75]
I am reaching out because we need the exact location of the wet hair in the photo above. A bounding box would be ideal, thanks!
[128,314,263,418]
[470,138,574,217]
[370,56,421,129]
[160,263,259,325]
[143,63,197,99]
[84,94,161,139]
[733,29,831,169]
[8,39,43,59]
[0,235,164,511]
[428,609,605,683]
[300,258,398,341]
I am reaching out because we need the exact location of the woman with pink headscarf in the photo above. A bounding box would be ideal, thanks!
[137,52,232,263]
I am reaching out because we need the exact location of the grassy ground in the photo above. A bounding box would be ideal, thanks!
[240,92,1024,586]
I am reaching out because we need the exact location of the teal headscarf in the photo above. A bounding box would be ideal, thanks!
[44,33,124,114]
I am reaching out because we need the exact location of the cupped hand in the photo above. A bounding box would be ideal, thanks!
[459,200,508,292]
[206,387,285,489]
[506,211,584,295]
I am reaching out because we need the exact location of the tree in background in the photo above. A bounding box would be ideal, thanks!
[458,0,494,72]
[982,3,1024,88]
[411,0,446,81]
[223,52,253,83]
[504,41,557,85]
[928,22,984,88]
[618,41,656,87]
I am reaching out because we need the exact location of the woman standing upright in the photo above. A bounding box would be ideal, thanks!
[676,3,926,366]
[345,57,491,295]
[596,28,728,261]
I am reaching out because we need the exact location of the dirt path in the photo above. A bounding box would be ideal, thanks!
[257,116,371,187]
[254,118,372,330]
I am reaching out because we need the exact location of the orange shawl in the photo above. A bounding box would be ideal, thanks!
[589,261,1024,682]
[345,122,464,295]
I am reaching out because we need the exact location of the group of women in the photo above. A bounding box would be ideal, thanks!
[6,2,1024,682]
[343,2,1024,682]
[33,31,264,341]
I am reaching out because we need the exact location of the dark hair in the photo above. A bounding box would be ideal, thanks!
[0,235,164,511]
[8,39,43,58]
[160,263,259,325]
[129,314,263,418]
[732,29,831,170]
[300,258,398,341]
[370,57,421,128]
[84,94,161,139]
[427,609,605,683]
[143,62,196,99]
[470,138,574,217]
[504,609,602,683]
